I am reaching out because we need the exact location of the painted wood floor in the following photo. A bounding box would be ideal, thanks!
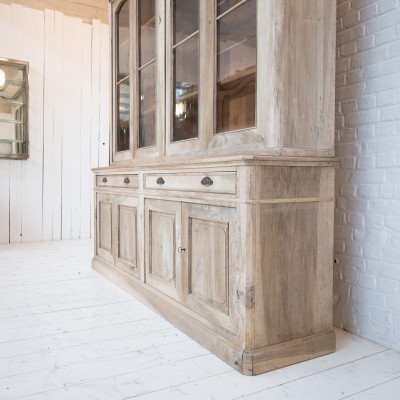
[0,240,399,400]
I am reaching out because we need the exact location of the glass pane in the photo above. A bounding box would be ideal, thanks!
[217,0,243,16]
[216,0,256,133]
[139,62,156,148]
[117,0,130,81]
[139,0,156,67]
[173,0,199,45]
[173,34,199,142]
[117,81,130,151]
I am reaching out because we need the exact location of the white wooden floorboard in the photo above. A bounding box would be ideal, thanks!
[131,330,389,400]
[238,350,400,400]
[0,240,398,400]
[343,376,400,400]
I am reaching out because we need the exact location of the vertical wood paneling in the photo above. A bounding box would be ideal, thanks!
[99,23,110,167]
[0,3,109,244]
[0,3,12,243]
[80,23,93,239]
[9,4,24,243]
[42,9,55,241]
[61,16,83,240]
[52,11,64,241]
[21,7,45,242]
[90,19,101,238]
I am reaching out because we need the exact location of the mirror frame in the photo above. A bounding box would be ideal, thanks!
[0,57,29,160]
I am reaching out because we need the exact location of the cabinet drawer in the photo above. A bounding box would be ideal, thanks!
[97,174,139,189]
[144,172,236,194]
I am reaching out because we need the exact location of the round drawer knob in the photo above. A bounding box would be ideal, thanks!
[124,177,130,184]
[201,176,213,186]
[102,177,107,183]
[156,177,165,185]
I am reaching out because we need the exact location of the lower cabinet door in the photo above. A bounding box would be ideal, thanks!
[114,196,139,277]
[181,203,240,334]
[145,199,181,301]
[96,193,114,263]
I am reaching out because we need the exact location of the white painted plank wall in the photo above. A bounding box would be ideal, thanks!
[0,3,110,243]
[9,4,24,244]
[21,6,45,243]
[0,3,12,244]
[42,9,55,242]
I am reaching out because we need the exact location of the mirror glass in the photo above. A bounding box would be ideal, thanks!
[0,58,29,159]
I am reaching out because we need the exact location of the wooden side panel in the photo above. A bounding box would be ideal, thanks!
[278,0,336,151]
[145,199,181,301]
[259,166,335,200]
[115,196,139,277]
[255,200,334,348]
[96,193,113,263]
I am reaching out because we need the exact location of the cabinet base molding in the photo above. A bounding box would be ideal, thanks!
[93,257,335,376]
[243,331,336,375]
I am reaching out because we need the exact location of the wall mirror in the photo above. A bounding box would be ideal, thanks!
[0,58,29,160]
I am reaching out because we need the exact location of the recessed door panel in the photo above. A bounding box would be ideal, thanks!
[189,218,228,312]
[182,203,238,333]
[145,199,181,301]
[115,196,139,277]
[96,193,114,263]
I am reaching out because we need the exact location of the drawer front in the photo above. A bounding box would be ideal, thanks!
[144,172,236,194]
[97,174,139,189]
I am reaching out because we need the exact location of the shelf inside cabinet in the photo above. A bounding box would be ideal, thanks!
[0,138,24,143]
[0,99,24,105]
[218,65,255,86]
[175,66,256,103]
[0,118,24,125]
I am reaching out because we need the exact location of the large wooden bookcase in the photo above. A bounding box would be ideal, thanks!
[92,0,337,375]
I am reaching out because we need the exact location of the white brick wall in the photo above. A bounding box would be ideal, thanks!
[335,0,400,351]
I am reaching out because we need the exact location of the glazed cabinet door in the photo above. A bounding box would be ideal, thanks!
[144,199,181,301]
[114,196,139,277]
[181,203,241,334]
[96,193,114,263]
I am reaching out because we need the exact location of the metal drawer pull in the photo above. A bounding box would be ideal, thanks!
[156,177,165,185]
[178,247,186,253]
[201,176,213,186]
[102,177,107,183]
[124,177,130,184]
